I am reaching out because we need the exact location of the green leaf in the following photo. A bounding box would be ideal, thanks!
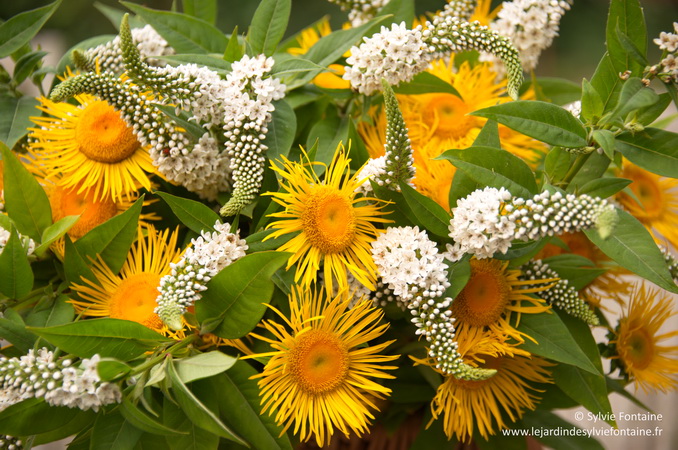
[569,151,612,189]
[96,358,132,382]
[25,294,75,328]
[156,191,219,234]
[163,397,220,450]
[122,2,227,54]
[121,398,187,436]
[0,398,84,436]
[473,120,500,149]
[444,257,470,299]
[265,99,296,164]
[32,409,96,445]
[174,351,237,384]
[584,209,678,293]
[545,147,575,183]
[376,0,414,27]
[577,177,631,199]
[590,53,622,113]
[197,252,291,338]
[615,128,678,178]
[516,312,599,375]
[0,96,39,150]
[156,103,210,140]
[167,360,246,444]
[437,147,538,199]
[75,196,143,274]
[1,143,52,241]
[526,77,582,105]
[248,0,291,56]
[304,107,348,176]
[0,0,62,58]
[211,362,293,450]
[553,313,615,426]
[224,27,244,62]
[29,318,171,361]
[63,234,97,286]
[591,129,616,161]
[91,411,143,450]
[471,101,588,148]
[394,71,461,96]
[12,50,47,85]
[448,170,482,209]
[615,26,649,67]
[606,0,646,76]
[581,79,603,123]
[34,215,80,257]
[0,225,34,299]
[182,0,217,25]
[520,410,604,450]
[0,316,37,353]
[609,78,659,121]
[398,182,451,238]
[635,92,671,126]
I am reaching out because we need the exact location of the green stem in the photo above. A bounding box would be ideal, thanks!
[530,70,546,101]
[129,333,199,376]
[561,152,593,188]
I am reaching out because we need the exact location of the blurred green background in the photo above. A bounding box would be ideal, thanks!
[1,0,677,83]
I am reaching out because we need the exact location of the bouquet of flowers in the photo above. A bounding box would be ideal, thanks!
[0,0,677,448]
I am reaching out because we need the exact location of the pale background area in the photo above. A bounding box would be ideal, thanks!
[3,27,677,450]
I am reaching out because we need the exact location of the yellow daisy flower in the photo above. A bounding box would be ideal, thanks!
[616,162,678,250]
[249,286,398,447]
[610,282,678,394]
[28,93,157,202]
[264,147,390,293]
[452,258,554,344]
[430,327,553,442]
[70,225,182,334]
[359,60,546,210]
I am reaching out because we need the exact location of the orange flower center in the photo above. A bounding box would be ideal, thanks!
[108,273,163,330]
[49,185,118,240]
[623,326,654,370]
[301,186,356,254]
[423,94,474,139]
[453,260,511,327]
[75,100,140,163]
[288,329,349,394]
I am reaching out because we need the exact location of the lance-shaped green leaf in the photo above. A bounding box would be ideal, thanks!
[28,318,171,361]
[174,351,237,384]
[578,177,631,199]
[0,225,34,299]
[197,251,291,338]
[163,396,220,450]
[210,362,293,450]
[581,79,603,123]
[0,398,85,436]
[0,316,36,353]
[606,0,646,76]
[590,54,622,113]
[471,101,588,148]
[25,294,75,329]
[156,191,219,234]
[12,50,47,85]
[394,71,461,96]
[122,2,227,54]
[264,99,297,163]
[516,312,599,375]
[182,0,218,24]
[0,0,62,58]
[91,410,143,450]
[0,96,39,149]
[473,120,501,149]
[591,129,616,161]
[520,410,604,450]
[1,143,52,241]
[608,77,659,122]
[74,196,143,274]
[615,128,678,178]
[120,398,187,436]
[248,0,291,56]
[166,360,247,445]
[438,146,538,199]
[399,183,450,239]
[224,27,244,62]
[585,209,678,293]
[34,215,80,258]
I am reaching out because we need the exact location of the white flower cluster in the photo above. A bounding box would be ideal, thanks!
[155,221,247,330]
[344,22,430,95]
[483,0,571,74]
[82,25,174,73]
[0,349,121,413]
[446,187,616,261]
[564,100,582,118]
[0,435,21,449]
[521,259,599,325]
[345,272,399,309]
[653,23,678,82]
[662,248,678,285]
[355,156,387,195]
[0,227,36,256]
[371,226,450,300]
[328,0,390,26]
